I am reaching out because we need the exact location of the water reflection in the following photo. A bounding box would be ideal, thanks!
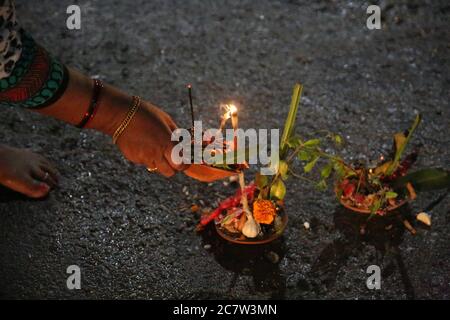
[200,224,287,299]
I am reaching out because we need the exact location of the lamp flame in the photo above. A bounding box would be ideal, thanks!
[228,104,237,115]
[219,103,239,131]
[220,103,238,120]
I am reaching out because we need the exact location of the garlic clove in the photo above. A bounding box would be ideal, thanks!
[242,213,260,238]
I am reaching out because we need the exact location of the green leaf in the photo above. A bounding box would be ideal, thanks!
[374,161,393,176]
[370,198,382,215]
[392,168,450,192]
[334,134,343,145]
[333,161,346,179]
[370,176,382,187]
[303,139,320,147]
[278,160,289,180]
[321,161,333,179]
[385,114,422,176]
[220,211,240,226]
[298,150,312,161]
[394,132,406,152]
[304,156,319,173]
[255,172,268,189]
[280,84,303,159]
[385,191,398,199]
[287,135,302,148]
[316,179,327,191]
[270,179,286,200]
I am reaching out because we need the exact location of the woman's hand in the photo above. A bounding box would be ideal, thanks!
[36,68,236,181]
[115,100,237,182]
[114,100,182,177]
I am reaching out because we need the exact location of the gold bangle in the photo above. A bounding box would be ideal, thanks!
[112,96,141,144]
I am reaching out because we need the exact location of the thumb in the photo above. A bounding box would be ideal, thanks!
[164,143,190,172]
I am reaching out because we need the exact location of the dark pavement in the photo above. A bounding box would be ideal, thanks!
[0,0,448,299]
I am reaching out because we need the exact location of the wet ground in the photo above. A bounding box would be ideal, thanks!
[0,0,449,299]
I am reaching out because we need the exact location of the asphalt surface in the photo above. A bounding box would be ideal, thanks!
[0,0,449,299]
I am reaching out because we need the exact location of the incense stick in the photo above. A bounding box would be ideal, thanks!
[187,84,195,129]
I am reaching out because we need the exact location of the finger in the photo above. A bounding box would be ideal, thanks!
[36,155,58,171]
[164,144,190,172]
[32,167,57,188]
[36,154,59,174]
[184,164,237,182]
[155,157,176,177]
[39,161,59,183]
[11,175,50,199]
[167,118,178,131]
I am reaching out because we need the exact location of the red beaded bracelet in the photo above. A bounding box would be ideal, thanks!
[76,79,103,128]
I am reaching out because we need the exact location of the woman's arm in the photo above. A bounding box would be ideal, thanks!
[31,66,238,181]
[0,1,235,181]
[35,67,128,135]
[34,67,180,177]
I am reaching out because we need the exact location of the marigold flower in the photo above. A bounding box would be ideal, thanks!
[253,199,276,224]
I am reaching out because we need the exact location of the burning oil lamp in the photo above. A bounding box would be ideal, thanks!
[229,104,238,131]
[218,103,238,132]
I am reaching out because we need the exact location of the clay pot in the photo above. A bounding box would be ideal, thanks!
[215,211,288,245]
[335,187,408,215]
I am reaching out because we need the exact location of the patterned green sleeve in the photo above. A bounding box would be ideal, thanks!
[0,30,69,108]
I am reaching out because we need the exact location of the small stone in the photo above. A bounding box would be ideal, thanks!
[303,222,310,230]
[203,244,212,250]
[360,224,366,235]
[142,223,152,231]
[265,251,279,264]
[416,212,431,226]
